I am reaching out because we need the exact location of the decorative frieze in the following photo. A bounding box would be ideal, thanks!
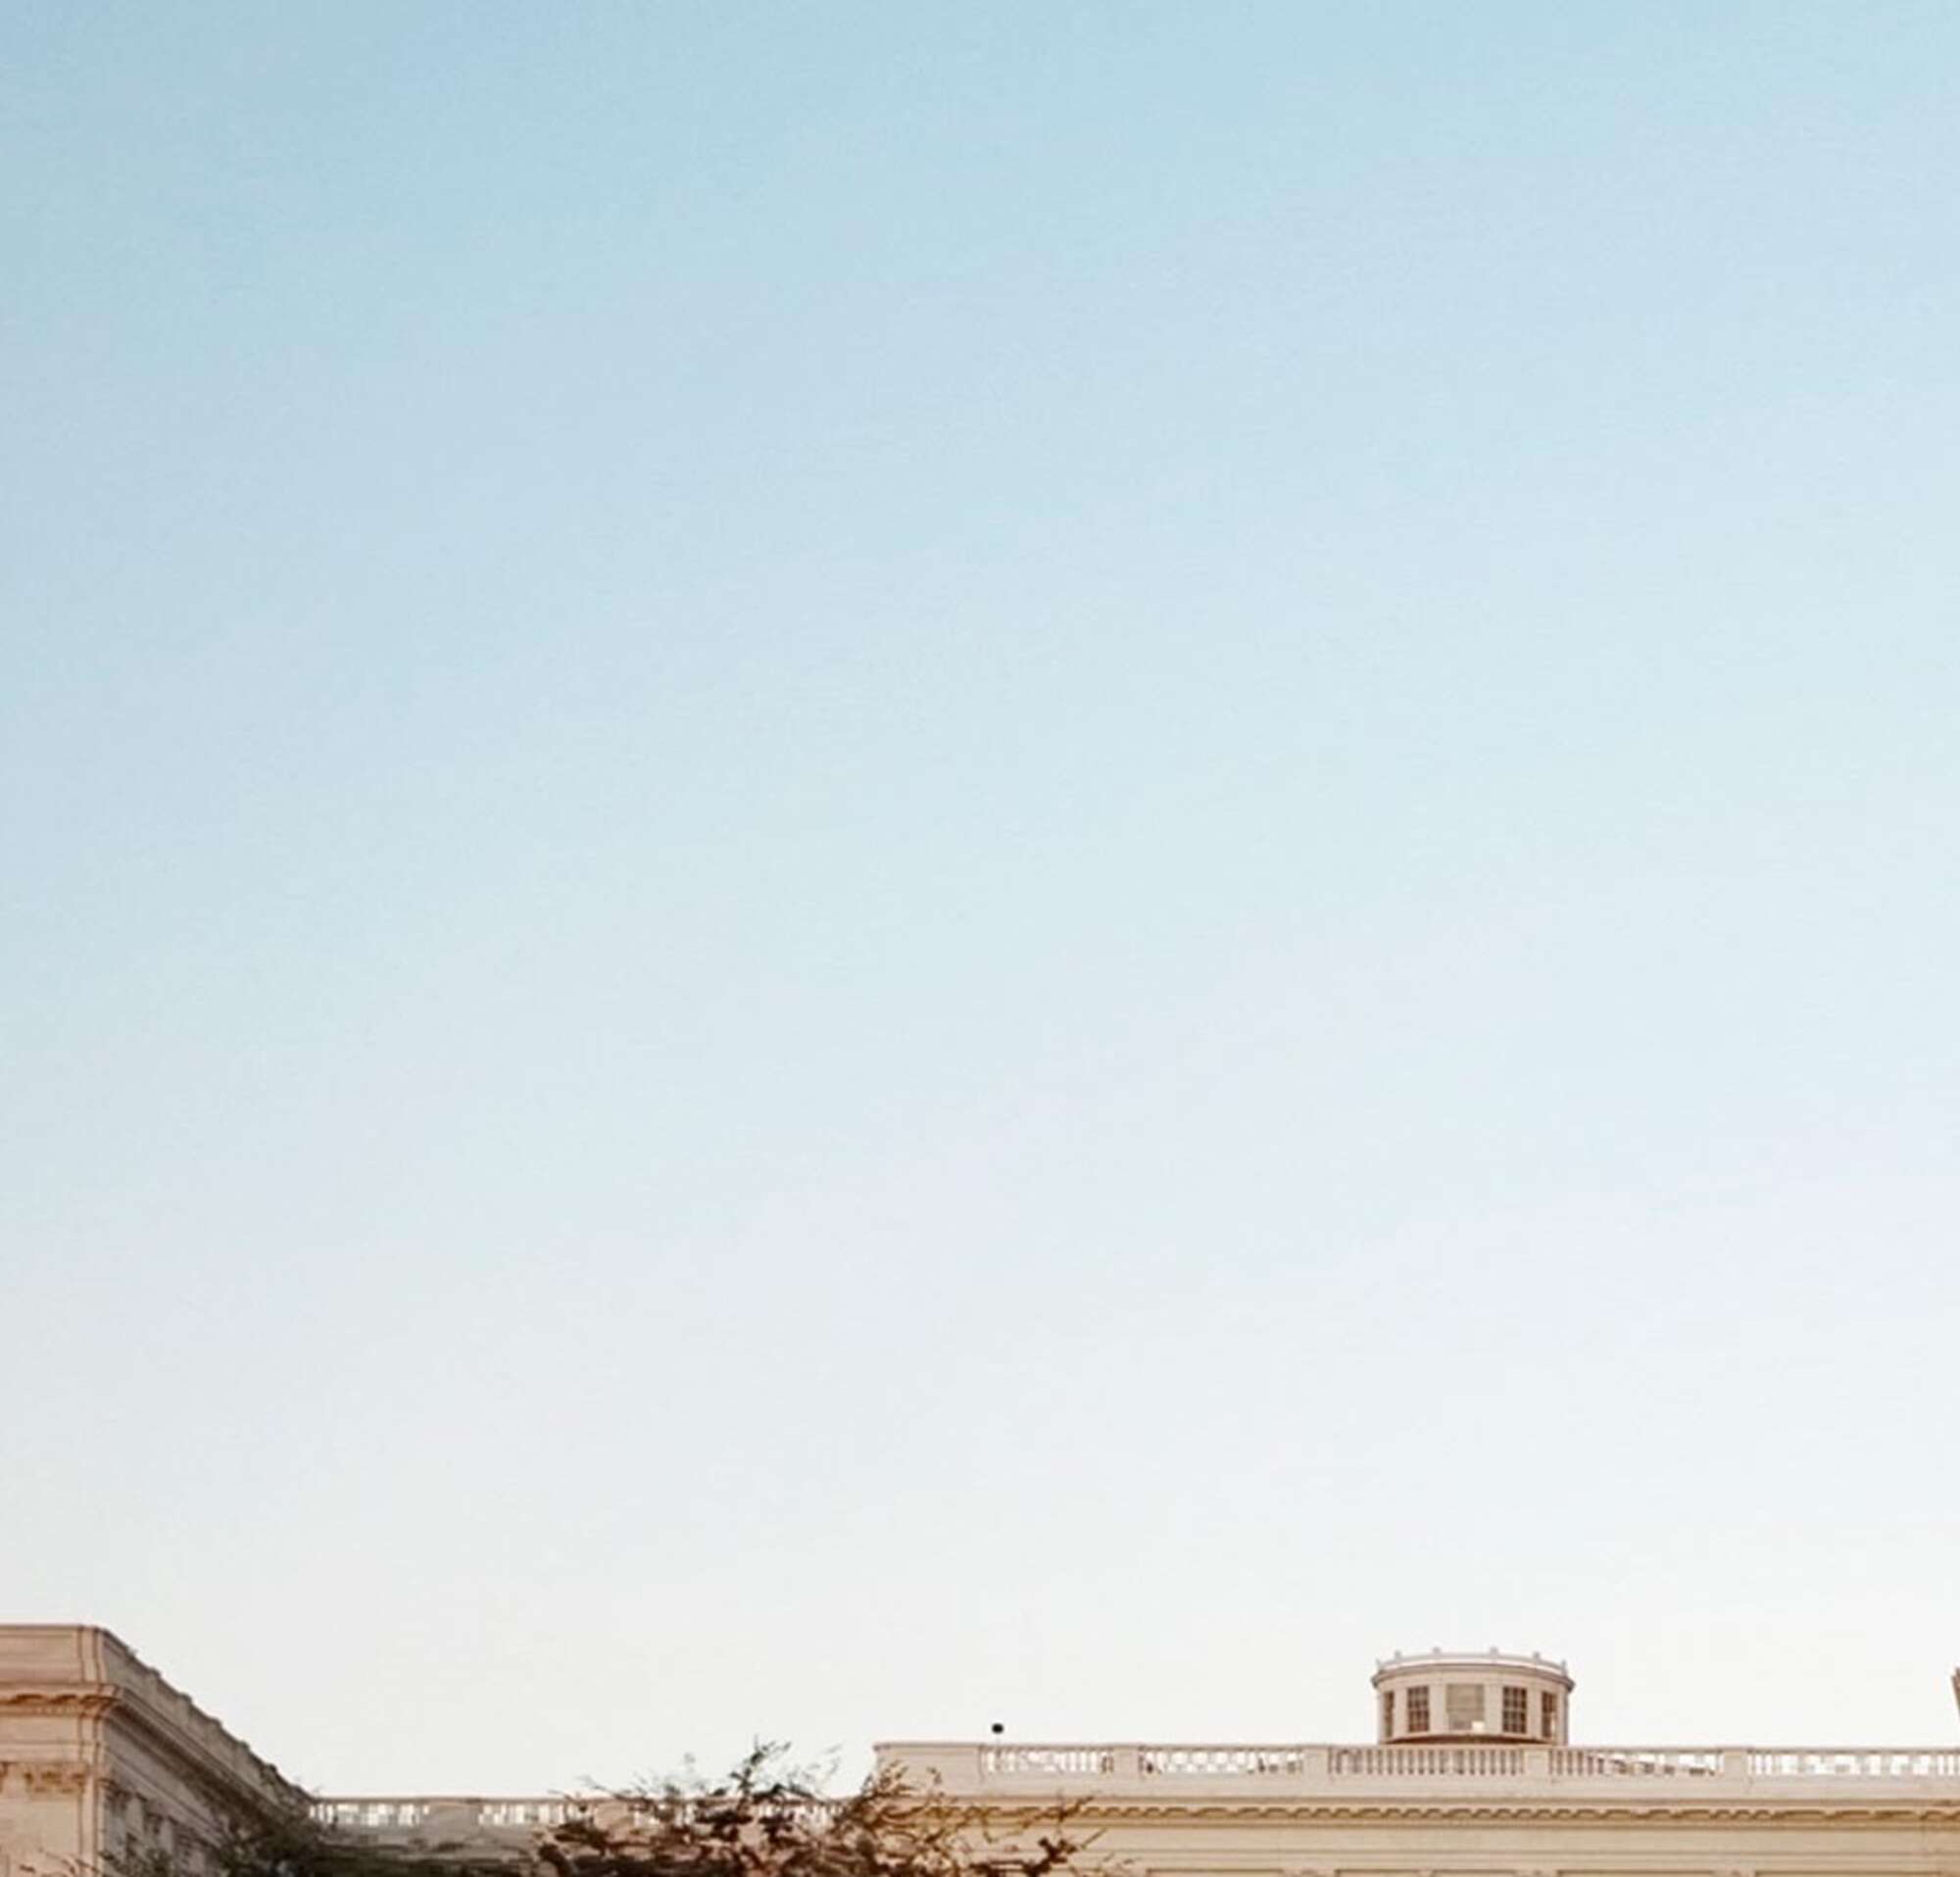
[21,1766,89,1799]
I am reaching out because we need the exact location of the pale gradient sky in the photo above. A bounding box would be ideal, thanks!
[4,0,1958,1800]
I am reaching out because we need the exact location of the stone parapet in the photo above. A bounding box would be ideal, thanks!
[872,1736,1960,1806]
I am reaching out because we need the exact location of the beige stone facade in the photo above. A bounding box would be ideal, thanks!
[877,1651,1960,1877]
[4,1630,1958,1877]
[0,1629,303,1877]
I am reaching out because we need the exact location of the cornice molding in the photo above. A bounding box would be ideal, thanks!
[0,1693,118,1720]
[0,1681,303,1819]
[111,1689,304,1817]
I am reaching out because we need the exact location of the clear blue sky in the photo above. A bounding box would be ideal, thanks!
[4,1,1957,1794]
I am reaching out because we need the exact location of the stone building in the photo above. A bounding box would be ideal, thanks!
[0,1628,304,1877]
[878,1651,1960,1877]
[5,1629,1959,1877]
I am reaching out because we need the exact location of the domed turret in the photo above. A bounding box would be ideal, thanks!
[1372,1649,1574,1744]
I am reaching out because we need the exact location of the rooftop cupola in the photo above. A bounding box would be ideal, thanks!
[1372,1649,1574,1744]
